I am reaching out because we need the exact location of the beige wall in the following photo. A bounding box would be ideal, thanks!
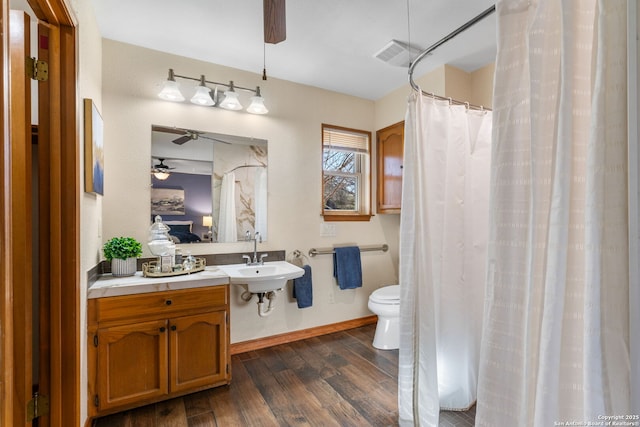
[71,0,103,424]
[444,64,472,105]
[101,40,399,346]
[471,63,495,109]
[444,63,494,108]
[373,66,446,130]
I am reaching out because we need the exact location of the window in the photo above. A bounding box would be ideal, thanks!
[322,124,372,221]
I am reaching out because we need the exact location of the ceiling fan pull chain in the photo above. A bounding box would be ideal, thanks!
[263,43,267,81]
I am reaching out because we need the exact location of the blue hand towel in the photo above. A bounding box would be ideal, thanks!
[333,246,362,289]
[293,265,313,308]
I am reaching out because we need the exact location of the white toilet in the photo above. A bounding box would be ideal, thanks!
[367,285,400,350]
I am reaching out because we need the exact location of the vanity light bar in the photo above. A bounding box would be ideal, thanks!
[158,69,268,115]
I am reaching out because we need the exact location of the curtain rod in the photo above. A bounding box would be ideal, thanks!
[419,92,490,111]
[408,4,496,111]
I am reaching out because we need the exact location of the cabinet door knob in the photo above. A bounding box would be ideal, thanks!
[165,299,172,306]
[171,325,177,331]
[159,327,166,333]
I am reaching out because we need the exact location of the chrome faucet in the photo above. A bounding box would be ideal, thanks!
[244,231,267,265]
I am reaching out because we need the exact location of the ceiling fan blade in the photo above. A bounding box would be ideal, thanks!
[264,0,286,44]
[152,158,176,170]
[172,135,192,145]
[200,135,231,145]
[152,125,187,135]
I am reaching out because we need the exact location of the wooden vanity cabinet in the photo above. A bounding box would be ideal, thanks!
[376,121,404,213]
[87,285,230,417]
[169,311,227,394]
[96,319,169,411]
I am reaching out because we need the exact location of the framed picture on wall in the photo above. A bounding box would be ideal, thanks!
[83,98,105,195]
[151,188,186,215]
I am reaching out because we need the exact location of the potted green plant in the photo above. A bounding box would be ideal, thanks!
[103,236,143,277]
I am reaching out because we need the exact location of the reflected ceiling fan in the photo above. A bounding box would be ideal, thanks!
[264,0,286,44]
[150,158,175,181]
[152,125,231,145]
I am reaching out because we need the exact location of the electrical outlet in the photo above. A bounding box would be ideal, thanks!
[320,223,337,237]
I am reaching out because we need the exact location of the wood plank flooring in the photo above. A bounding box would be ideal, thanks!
[92,324,475,427]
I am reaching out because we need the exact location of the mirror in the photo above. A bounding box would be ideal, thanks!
[151,125,268,244]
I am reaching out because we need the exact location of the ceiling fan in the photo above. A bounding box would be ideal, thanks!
[152,125,231,145]
[152,125,204,145]
[150,158,175,180]
[264,0,286,44]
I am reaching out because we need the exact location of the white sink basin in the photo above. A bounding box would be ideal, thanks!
[219,261,304,293]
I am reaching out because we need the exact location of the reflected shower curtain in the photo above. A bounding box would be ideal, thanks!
[398,95,492,426]
[218,171,237,242]
[476,0,632,425]
[254,167,268,239]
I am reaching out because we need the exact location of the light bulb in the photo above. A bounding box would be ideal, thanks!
[158,79,185,102]
[153,171,171,180]
[219,90,243,111]
[247,95,268,114]
[191,85,214,106]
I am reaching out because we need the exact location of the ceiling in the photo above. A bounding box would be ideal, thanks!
[91,0,497,101]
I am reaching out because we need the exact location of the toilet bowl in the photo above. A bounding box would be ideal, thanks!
[368,285,400,350]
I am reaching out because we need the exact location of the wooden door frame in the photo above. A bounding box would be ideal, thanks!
[10,10,34,424]
[1,0,79,425]
[0,1,11,424]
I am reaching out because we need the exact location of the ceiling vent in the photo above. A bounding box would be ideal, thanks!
[373,40,422,67]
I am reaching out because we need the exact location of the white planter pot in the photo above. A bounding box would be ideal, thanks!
[111,257,137,277]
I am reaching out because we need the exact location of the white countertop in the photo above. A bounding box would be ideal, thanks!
[88,266,229,299]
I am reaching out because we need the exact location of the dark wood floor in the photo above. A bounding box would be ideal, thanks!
[93,324,475,427]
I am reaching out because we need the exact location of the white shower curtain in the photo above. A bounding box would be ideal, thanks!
[254,167,268,240]
[398,96,492,426]
[218,171,237,242]
[476,0,632,425]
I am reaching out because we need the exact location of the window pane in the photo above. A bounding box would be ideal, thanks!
[323,149,355,173]
[323,174,358,210]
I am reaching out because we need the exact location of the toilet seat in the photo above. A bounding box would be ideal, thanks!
[369,285,400,305]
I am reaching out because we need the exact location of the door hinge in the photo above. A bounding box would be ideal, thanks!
[94,334,98,347]
[27,57,48,81]
[226,364,229,374]
[27,392,50,421]
[94,394,100,407]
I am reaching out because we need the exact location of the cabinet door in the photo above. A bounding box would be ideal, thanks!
[169,311,228,393]
[97,319,168,411]
[376,121,404,213]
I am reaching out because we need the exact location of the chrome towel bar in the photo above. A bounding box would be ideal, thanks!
[308,244,389,257]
